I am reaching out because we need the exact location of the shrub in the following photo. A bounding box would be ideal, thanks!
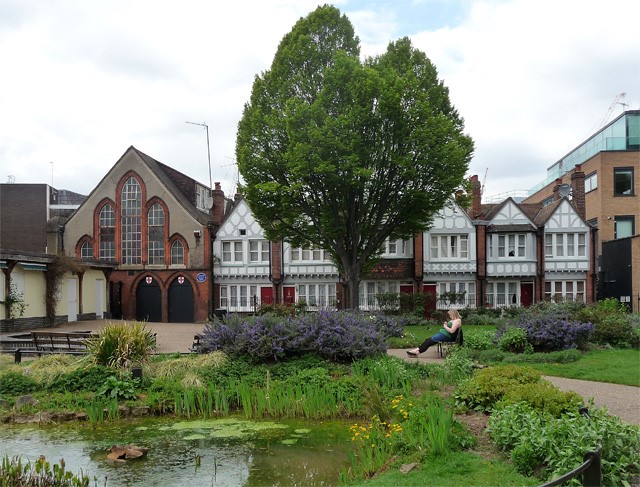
[200,311,403,362]
[591,315,636,348]
[256,303,295,317]
[497,327,533,354]
[454,365,542,411]
[576,299,637,347]
[87,321,156,367]
[47,365,114,393]
[97,376,138,401]
[0,371,38,396]
[499,382,582,417]
[500,312,594,352]
[488,403,640,485]
[462,313,499,326]
[458,330,494,350]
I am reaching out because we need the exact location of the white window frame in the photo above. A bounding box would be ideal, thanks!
[220,284,260,311]
[545,280,585,302]
[585,172,597,193]
[297,283,337,309]
[486,280,521,308]
[436,281,475,308]
[222,241,243,263]
[430,235,468,260]
[249,240,269,263]
[545,233,588,259]
[290,245,329,262]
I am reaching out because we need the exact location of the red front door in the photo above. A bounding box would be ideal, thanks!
[521,282,533,307]
[260,287,274,306]
[423,284,437,317]
[283,286,296,305]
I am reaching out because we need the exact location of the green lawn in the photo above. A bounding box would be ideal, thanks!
[511,349,640,387]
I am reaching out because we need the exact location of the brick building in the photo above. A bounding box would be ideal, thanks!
[63,146,231,323]
[523,110,639,310]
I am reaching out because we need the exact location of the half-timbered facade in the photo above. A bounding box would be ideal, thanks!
[423,200,478,308]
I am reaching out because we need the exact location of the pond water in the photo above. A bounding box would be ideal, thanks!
[0,416,352,486]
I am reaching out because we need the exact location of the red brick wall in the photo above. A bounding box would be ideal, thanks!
[367,259,413,280]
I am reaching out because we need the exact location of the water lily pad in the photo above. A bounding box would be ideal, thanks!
[135,426,148,431]
[183,434,207,440]
[281,439,298,445]
[294,428,311,434]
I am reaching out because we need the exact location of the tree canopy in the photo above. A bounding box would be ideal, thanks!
[236,5,474,308]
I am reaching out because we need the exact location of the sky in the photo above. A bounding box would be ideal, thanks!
[0,0,638,201]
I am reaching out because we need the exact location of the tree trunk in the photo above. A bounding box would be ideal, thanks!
[345,268,361,309]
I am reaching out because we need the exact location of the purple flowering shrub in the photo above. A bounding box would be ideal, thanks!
[200,311,404,362]
[495,302,594,352]
[498,316,593,352]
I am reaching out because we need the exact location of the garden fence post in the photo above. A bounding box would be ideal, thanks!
[582,450,601,487]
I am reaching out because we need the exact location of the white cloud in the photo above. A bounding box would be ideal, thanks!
[0,0,638,201]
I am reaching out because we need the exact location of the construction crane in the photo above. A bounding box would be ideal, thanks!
[594,93,627,132]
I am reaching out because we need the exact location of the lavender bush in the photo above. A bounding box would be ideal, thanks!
[200,311,404,362]
[498,317,593,352]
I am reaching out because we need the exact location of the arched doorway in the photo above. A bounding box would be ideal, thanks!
[136,276,161,322]
[169,276,194,323]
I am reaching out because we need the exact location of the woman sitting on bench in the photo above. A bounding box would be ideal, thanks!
[406,308,462,357]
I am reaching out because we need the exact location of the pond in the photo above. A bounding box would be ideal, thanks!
[0,416,352,486]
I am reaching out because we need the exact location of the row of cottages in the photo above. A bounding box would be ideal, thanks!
[213,173,597,313]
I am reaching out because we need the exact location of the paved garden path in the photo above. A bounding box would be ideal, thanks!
[17,320,640,425]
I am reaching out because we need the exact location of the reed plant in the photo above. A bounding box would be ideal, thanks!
[423,396,453,456]
[1,455,91,486]
[344,415,403,481]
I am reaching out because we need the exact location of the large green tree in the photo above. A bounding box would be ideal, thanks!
[236,5,474,308]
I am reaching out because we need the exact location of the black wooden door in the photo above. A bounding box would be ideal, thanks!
[169,277,194,323]
[136,277,161,322]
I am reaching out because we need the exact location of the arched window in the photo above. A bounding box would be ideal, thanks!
[80,240,93,260]
[171,240,185,265]
[148,203,165,264]
[121,177,142,264]
[99,204,116,261]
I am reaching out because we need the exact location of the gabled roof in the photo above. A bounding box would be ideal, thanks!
[131,147,213,226]
[473,195,589,229]
[67,146,216,227]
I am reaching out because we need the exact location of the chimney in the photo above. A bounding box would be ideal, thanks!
[211,182,225,226]
[470,174,481,218]
[552,178,564,201]
[571,164,586,220]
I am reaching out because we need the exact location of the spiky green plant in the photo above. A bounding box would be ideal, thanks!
[87,321,156,368]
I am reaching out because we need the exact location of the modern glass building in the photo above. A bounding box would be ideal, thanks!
[529,110,640,195]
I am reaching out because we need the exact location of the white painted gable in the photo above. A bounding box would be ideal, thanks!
[545,200,588,230]
[429,200,474,233]
[491,200,534,226]
[217,199,265,239]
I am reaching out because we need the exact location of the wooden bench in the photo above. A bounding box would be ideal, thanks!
[12,331,97,363]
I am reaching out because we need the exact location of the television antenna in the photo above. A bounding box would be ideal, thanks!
[186,121,212,190]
